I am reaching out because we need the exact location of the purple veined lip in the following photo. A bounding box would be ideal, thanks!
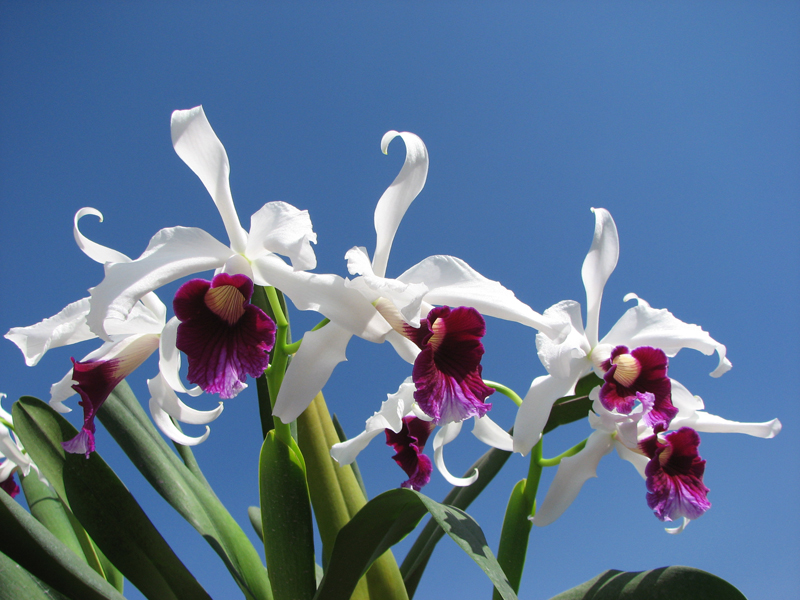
[386,415,435,491]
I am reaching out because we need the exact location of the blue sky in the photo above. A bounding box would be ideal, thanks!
[1,3,798,599]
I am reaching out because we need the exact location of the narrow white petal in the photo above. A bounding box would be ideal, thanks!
[345,246,375,277]
[665,517,690,534]
[472,415,514,451]
[87,226,232,338]
[171,106,248,254]
[433,422,479,486]
[149,397,210,446]
[5,298,95,366]
[246,201,317,270]
[0,427,31,477]
[159,318,203,396]
[273,324,352,422]
[398,255,563,334]
[536,300,591,380]
[148,373,223,425]
[372,131,429,278]
[670,379,704,415]
[581,208,619,348]
[602,295,731,378]
[673,411,781,439]
[385,329,420,364]
[532,430,614,527]
[252,253,391,342]
[513,374,584,455]
[614,440,649,479]
[49,370,77,410]
[330,429,386,466]
[73,208,131,264]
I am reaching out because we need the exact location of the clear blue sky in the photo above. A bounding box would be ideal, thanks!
[1,3,798,599]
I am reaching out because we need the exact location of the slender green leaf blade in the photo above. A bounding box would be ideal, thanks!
[0,485,126,600]
[548,566,748,600]
[0,550,73,600]
[314,488,517,600]
[12,396,211,600]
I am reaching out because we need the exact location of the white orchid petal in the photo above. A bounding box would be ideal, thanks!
[614,440,649,479]
[149,397,210,446]
[350,271,428,327]
[665,517,691,534]
[330,378,416,465]
[345,247,375,277]
[602,295,731,378]
[472,415,513,451]
[0,459,16,481]
[148,373,222,425]
[536,300,591,379]
[247,201,317,270]
[433,422,479,486]
[670,379,704,415]
[0,394,10,423]
[532,430,614,527]
[0,427,30,476]
[5,298,95,366]
[581,208,619,348]
[159,318,202,396]
[273,323,352,423]
[73,208,131,264]
[385,329,420,364]
[673,411,781,439]
[49,370,77,410]
[252,253,390,342]
[171,106,247,254]
[372,131,429,279]
[513,374,583,455]
[88,226,232,338]
[397,255,562,334]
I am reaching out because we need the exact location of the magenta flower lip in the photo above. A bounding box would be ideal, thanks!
[385,416,435,491]
[600,345,676,432]
[640,427,711,522]
[174,273,276,400]
[404,306,494,425]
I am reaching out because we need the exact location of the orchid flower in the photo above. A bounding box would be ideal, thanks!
[273,130,563,436]
[532,384,781,533]
[5,209,224,456]
[0,393,46,497]
[513,207,733,455]
[84,106,387,359]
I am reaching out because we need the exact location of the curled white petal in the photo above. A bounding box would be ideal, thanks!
[433,422,479,486]
[513,374,579,455]
[0,426,31,477]
[273,323,352,423]
[372,131,429,279]
[149,396,210,446]
[602,294,731,378]
[148,373,223,425]
[247,201,317,270]
[581,208,619,348]
[74,208,131,264]
[5,298,95,366]
[472,415,513,451]
[665,517,690,534]
[49,370,77,411]
[536,300,591,380]
[159,318,202,396]
[532,430,614,527]
[674,411,781,439]
[171,106,248,254]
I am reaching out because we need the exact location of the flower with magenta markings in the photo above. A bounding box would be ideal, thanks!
[385,415,435,491]
[0,393,45,496]
[513,207,732,456]
[174,273,276,399]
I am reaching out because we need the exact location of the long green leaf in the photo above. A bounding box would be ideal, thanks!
[97,381,273,600]
[259,430,317,600]
[314,488,517,600]
[12,396,211,600]
[0,484,126,600]
[548,566,748,599]
[0,550,72,600]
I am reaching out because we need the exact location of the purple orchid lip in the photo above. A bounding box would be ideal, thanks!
[385,416,435,491]
[0,472,20,498]
[174,273,276,400]
[403,306,494,425]
[640,427,711,522]
[600,345,676,432]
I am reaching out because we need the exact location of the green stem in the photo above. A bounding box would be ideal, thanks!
[483,381,523,406]
[538,438,588,468]
[492,440,542,600]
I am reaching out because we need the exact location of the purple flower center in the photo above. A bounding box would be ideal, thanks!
[0,471,20,498]
[385,416,435,491]
[639,427,711,522]
[403,306,494,425]
[600,345,676,432]
[174,273,276,400]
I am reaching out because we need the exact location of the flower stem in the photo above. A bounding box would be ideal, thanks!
[538,438,588,468]
[483,381,523,407]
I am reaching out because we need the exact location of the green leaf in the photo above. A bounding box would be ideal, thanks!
[0,484,126,600]
[314,488,517,600]
[0,550,72,600]
[96,382,273,600]
[542,373,603,435]
[12,396,211,600]
[548,566,748,600]
[259,430,317,600]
